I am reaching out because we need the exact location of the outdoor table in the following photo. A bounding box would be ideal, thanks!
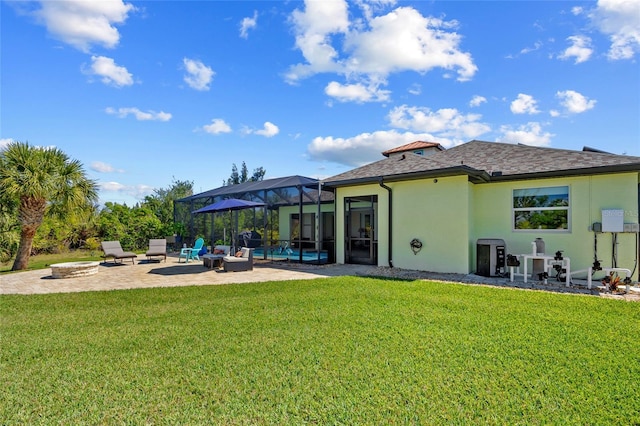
[202,254,224,269]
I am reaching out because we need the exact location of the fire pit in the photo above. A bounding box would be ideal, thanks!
[50,261,100,279]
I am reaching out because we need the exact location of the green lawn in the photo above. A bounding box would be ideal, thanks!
[0,250,104,274]
[2,277,638,424]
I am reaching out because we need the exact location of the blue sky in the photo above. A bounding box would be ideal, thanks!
[2,0,639,206]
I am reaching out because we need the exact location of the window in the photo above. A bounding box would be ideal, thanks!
[413,149,424,156]
[290,213,315,240]
[513,186,569,231]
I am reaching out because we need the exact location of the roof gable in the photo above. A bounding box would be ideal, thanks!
[382,141,444,157]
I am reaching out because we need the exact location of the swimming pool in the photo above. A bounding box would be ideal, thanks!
[253,247,329,263]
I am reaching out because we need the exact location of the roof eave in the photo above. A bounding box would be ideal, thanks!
[323,166,489,188]
[487,163,640,182]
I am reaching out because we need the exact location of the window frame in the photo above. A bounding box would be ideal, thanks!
[512,185,571,232]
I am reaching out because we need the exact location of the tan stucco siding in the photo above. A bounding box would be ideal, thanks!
[332,171,638,280]
[390,176,470,274]
[471,173,639,280]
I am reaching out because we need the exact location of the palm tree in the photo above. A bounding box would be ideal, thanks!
[0,142,98,270]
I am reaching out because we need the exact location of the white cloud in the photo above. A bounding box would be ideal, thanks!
[572,6,584,15]
[324,80,390,103]
[558,35,593,63]
[105,107,171,121]
[240,10,258,39]
[469,95,487,107]
[287,2,477,97]
[183,58,215,91]
[254,122,280,137]
[100,181,126,191]
[308,130,444,167]
[520,41,543,55]
[91,161,124,173]
[0,138,14,150]
[287,0,349,83]
[498,122,554,146]
[408,84,421,95]
[87,55,133,87]
[100,181,154,200]
[344,7,477,80]
[32,0,135,52]
[202,119,232,135]
[556,90,597,113]
[388,105,491,140]
[510,94,540,114]
[590,0,640,60]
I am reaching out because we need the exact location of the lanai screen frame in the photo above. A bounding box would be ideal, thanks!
[174,175,335,263]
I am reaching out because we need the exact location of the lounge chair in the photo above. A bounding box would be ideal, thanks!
[178,238,204,263]
[101,241,137,265]
[145,238,167,262]
[223,247,254,272]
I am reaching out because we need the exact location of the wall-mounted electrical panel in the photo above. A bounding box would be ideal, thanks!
[601,209,624,232]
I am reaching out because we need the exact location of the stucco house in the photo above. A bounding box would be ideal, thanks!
[322,140,640,282]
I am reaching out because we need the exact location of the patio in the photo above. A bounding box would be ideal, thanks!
[2,253,638,300]
[0,254,375,295]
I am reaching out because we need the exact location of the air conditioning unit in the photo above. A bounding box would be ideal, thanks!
[476,238,506,277]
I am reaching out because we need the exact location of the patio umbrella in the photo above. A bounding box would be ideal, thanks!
[192,198,265,248]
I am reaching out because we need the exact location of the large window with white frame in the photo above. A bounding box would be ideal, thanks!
[512,186,569,231]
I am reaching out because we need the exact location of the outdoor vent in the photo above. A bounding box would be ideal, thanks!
[583,146,612,154]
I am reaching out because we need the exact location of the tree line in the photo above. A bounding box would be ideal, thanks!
[0,141,263,271]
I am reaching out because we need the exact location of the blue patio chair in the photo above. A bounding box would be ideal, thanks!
[178,238,204,263]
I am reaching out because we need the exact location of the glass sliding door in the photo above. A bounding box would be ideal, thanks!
[344,195,377,265]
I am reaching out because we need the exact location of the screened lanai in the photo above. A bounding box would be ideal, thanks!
[174,175,336,264]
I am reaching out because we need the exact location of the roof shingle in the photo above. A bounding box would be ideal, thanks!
[323,140,640,186]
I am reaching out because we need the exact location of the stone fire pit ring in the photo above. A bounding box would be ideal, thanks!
[50,261,100,279]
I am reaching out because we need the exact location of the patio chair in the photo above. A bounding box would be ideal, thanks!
[178,238,204,263]
[223,247,254,272]
[145,238,167,262]
[101,241,137,265]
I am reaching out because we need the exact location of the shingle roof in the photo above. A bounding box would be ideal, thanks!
[323,140,640,186]
[382,141,443,157]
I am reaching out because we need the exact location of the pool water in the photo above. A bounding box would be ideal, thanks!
[253,247,328,263]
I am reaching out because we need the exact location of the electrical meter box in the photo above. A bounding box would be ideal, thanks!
[601,209,624,232]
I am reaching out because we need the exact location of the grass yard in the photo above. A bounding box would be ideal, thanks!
[2,277,639,424]
[0,250,103,274]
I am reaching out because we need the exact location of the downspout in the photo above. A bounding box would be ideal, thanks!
[263,189,268,260]
[379,178,393,268]
[298,185,303,263]
[317,181,322,264]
